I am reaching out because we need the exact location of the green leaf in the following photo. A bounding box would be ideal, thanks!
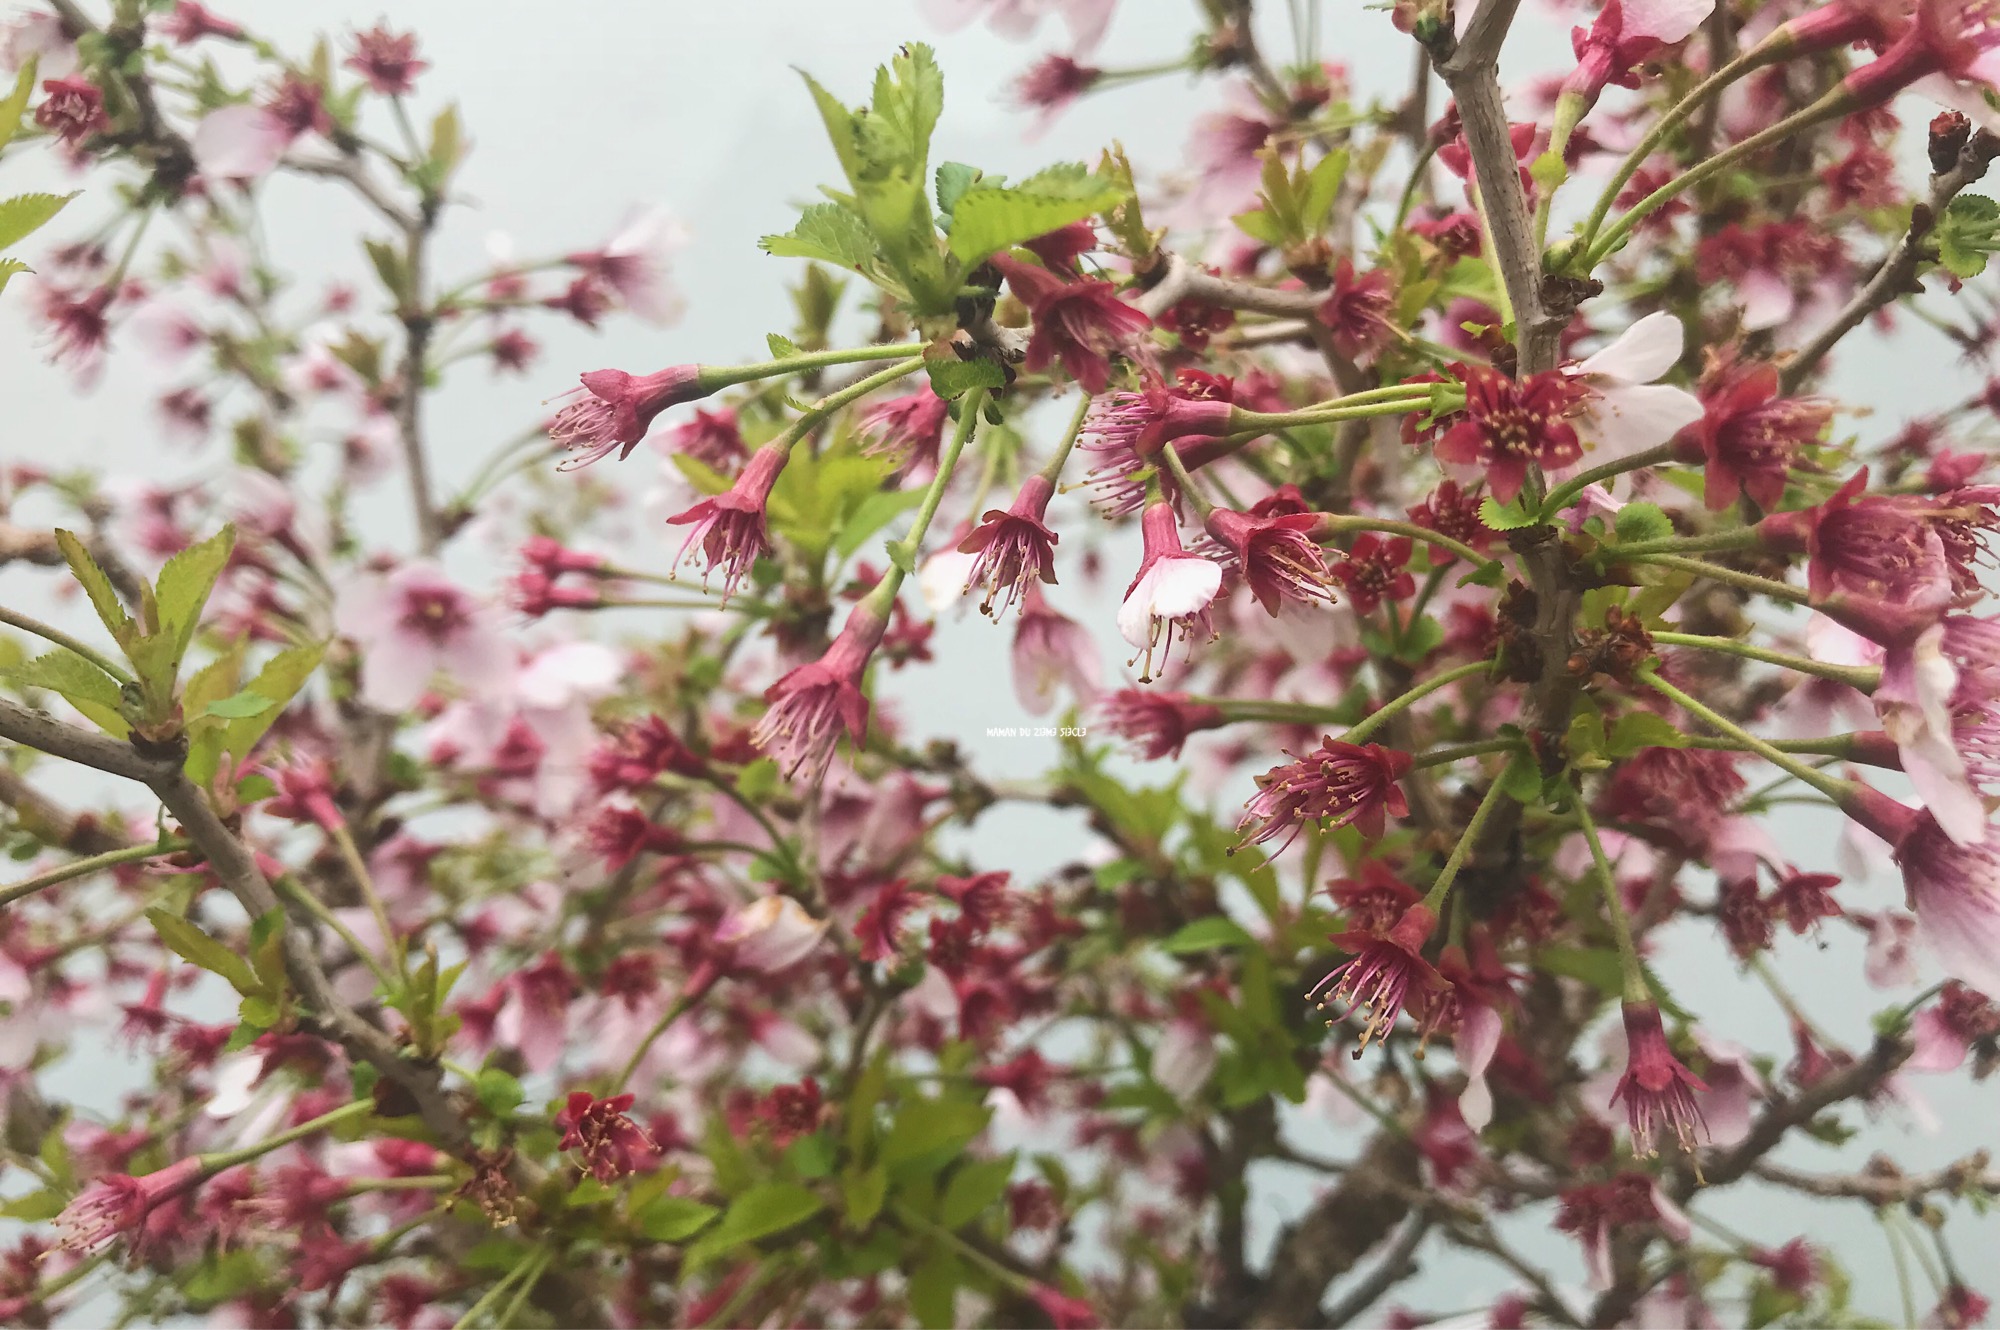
[1394,614,1446,664]
[238,994,280,1029]
[3,649,129,737]
[1478,495,1542,531]
[785,1131,838,1180]
[426,103,465,184]
[637,1194,721,1242]
[1300,149,1350,231]
[670,453,735,497]
[202,689,274,720]
[842,1162,888,1227]
[1535,945,1623,998]
[147,907,261,997]
[225,642,325,761]
[760,202,880,273]
[834,486,926,560]
[766,333,800,360]
[947,171,1128,265]
[934,161,982,217]
[1230,208,1285,247]
[1606,711,1690,757]
[473,1067,525,1117]
[1939,193,2000,279]
[881,1098,990,1167]
[908,1251,962,1330]
[363,238,412,304]
[0,1190,64,1221]
[923,353,1005,400]
[1497,753,1544,803]
[0,257,27,297]
[859,42,944,182]
[53,529,133,647]
[799,70,864,188]
[1160,916,1255,954]
[939,1155,1014,1229]
[703,1181,824,1250]
[0,59,37,154]
[0,191,76,252]
[155,525,236,676]
[1612,502,1673,545]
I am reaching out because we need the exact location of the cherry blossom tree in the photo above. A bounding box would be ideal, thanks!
[0,0,1998,1326]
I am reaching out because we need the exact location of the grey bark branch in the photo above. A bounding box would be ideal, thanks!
[1248,1129,1422,1328]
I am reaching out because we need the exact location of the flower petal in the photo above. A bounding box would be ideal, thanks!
[1575,311,1683,384]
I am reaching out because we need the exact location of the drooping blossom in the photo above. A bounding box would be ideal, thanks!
[991,252,1152,394]
[1331,533,1416,615]
[54,1158,207,1253]
[753,604,888,781]
[1028,1283,1102,1330]
[1118,503,1221,682]
[857,388,951,465]
[665,444,788,598]
[855,880,917,962]
[334,562,514,712]
[1236,739,1412,850]
[1010,54,1101,136]
[34,76,104,144]
[1761,472,1956,647]
[1080,374,1236,516]
[1843,785,2000,995]
[548,364,708,467]
[1677,358,1831,511]
[1317,258,1396,363]
[717,896,829,973]
[658,406,748,473]
[1099,689,1225,759]
[1436,363,1584,505]
[566,207,688,326]
[36,285,113,381]
[1610,1000,1709,1154]
[921,0,1116,54]
[1563,0,1717,110]
[158,2,245,42]
[959,475,1060,616]
[1557,1173,1693,1290]
[1205,506,1337,614]
[1908,981,2000,1071]
[554,1092,658,1184]
[1013,586,1102,713]
[1311,903,1446,1052]
[345,25,428,95]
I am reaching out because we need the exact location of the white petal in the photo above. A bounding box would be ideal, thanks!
[1738,271,1794,331]
[1146,556,1222,618]
[1575,311,1683,385]
[192,104,289,180]
[1117,572,1163,649]
[1622,0,1715,43]
[1581,382,1704,457]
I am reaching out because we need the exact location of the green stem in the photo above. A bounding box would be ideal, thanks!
[889,386,987,571]
[1190,697,1351,725]
[0,838,188,910]
[1039,392,1094,486]
[1683,733,1862,759]
[328,822,407,978]
[1412,737,1521,768]
[1233,393,1437,436]
[1637,665,1853,803]
[700,342,927,392]
[199,1098,373,1173]
[273,874,399,992]
[1572,787,1649,1002]
[1340,659,1489,747]
[1317,515,1496,572]
[1422,765,1513,912]
[1575,42,1787,265]
[611,994,696,1093]
[1625,553,1812,605]
[1158,435,1215,522]
[1583,89,1847,269]
[1540,443,1680,517]
[1392,139,1442,233]
[1651,631,1880,691]
[0,604,134,685]
[492,1245,553,1330]
[772,357,928,456]
[1610,527,1763,559]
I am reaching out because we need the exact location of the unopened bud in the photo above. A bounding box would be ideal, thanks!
[1931,111,1972,175]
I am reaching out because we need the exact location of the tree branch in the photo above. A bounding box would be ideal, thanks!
[1248,1129,1422,1328]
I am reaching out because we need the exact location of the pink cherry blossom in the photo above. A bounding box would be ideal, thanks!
[334,562,515,712]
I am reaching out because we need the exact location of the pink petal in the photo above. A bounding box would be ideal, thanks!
[1621,0,1715,43]
[192,104,290,180]
[1738,271,1795,331]
[1906,1007,1970,1072]
[1456,1004,1503,1131]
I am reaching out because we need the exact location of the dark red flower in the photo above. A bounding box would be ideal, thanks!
[1771,869,1843,935]
[1677,360,1830,512]
[855,879,916,962]
[757,1078,825,1147]
[1435,364,1584,505]
[1100,688,1227,760]
[1237,740,1413,850]
[549,364,708,467]
[1611,1000,1709,1155]
[54,1158,207,1253]
[345,25,429,96]
[555,1091,658,1184]
[959,474,1061,617]
[990,252,1152,394]
[1029,1285,1100,1330]
[857,388,951,465]
[1312,903,1447,1051]
[35,77,105,144]
[1331,533,1417,614]
[1405,479,1492,564]
[1204,507,1338,614]
[159,2,244,42]
[1317,258,1396,363]
[661,406,748,473]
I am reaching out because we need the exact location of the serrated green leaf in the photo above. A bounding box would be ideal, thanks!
[702,1181,824,1251]
[923,353,1005,400]
[1606,711,1690,756]
[225,641,325,761]
[638,1194,720,1242]
[1612,502,1673,545]
[202,689,273,720]
[935,161,982,216]
[842,1162,888,1227]
[1939,193,2000,279]
[238,994,280,1029]
[1478,495,1542,531]
[0,257,28,297]
[766,333,800,361]
[939,1155,1014,1229]
[147,907,261,997]
[882,1098,990,1168]
[948,176,1127,266]
[0,191,76,253]
[1160,916,1255,953]
[760,202,879,273]
[53,529,133,647]
[155,525,235,675]
[860,42,944,182]
[1231,208,1285,247]
[1300,149,1349,231]
[1534,944,1623,997]
[2,649,129,736]
[834,486,926,560]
